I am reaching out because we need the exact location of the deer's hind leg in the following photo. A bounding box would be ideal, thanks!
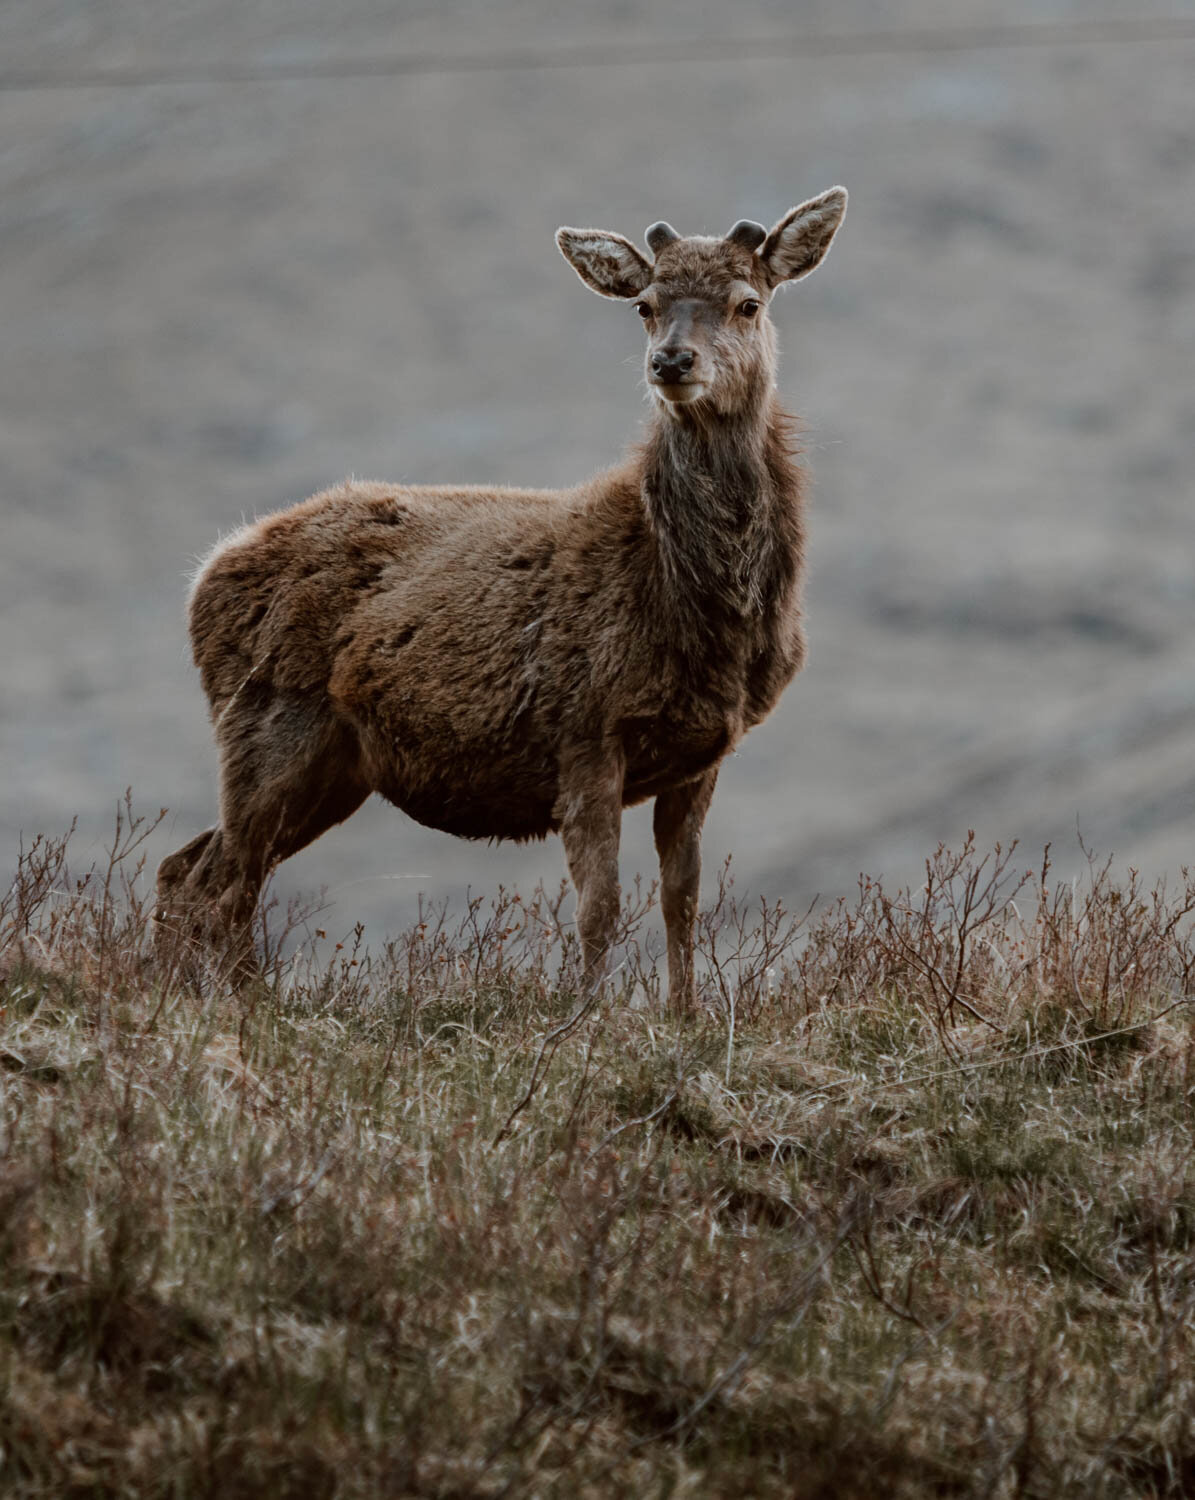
[156,682,369,970]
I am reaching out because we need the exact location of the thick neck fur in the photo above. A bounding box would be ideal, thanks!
[639,379,804,641]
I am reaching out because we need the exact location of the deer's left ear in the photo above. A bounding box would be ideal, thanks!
[760,187,848,288]
[556,228,653,299]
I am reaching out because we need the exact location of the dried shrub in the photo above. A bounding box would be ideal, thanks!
[0,811,1193,1496]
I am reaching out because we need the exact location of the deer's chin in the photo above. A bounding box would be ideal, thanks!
[651,382,707,406]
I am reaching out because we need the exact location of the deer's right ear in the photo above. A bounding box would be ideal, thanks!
[556,228,653,299]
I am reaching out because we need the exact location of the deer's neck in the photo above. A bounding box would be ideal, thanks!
[641,395,804,630]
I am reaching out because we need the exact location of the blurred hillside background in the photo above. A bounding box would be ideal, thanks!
[3,2,1194,939]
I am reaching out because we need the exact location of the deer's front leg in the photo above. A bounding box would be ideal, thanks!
[557,743,625,993]
[654,768,718,1013]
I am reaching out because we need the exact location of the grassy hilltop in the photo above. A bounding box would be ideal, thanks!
[1,804,1193,1498]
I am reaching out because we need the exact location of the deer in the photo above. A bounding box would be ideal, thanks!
[155,187,848,1009]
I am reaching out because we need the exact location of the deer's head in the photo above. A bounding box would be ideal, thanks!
[557,188,847,418]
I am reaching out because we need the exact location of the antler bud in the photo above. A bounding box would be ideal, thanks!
[645,221,680,256]
[726,219,767,252]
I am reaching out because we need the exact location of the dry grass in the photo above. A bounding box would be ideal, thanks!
[1,799,1193,1497]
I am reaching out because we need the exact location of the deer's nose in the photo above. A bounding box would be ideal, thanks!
[651,347,696,382]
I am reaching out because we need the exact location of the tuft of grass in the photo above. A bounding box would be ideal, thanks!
[1,806,1193,1496]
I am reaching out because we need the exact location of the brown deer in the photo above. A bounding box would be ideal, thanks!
[156,187,848,1007]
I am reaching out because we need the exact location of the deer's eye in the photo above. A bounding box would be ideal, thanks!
[634,301,652,319]
[737,299,761,318]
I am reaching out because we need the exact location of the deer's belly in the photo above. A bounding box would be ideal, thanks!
[350,681,739,835]
[338,640,562,839]
[621,710,736,801]
[378,727,730,835]
[374,750,559,842]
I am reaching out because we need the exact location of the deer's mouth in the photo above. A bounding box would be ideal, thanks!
[650,380,706,405]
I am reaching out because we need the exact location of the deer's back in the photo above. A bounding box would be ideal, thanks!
[189,479,581,709]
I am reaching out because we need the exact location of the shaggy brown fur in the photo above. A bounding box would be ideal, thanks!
[157,188,848,1007]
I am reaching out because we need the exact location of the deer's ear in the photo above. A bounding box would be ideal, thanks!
[760,187,847,288]
[556,228,653,299]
